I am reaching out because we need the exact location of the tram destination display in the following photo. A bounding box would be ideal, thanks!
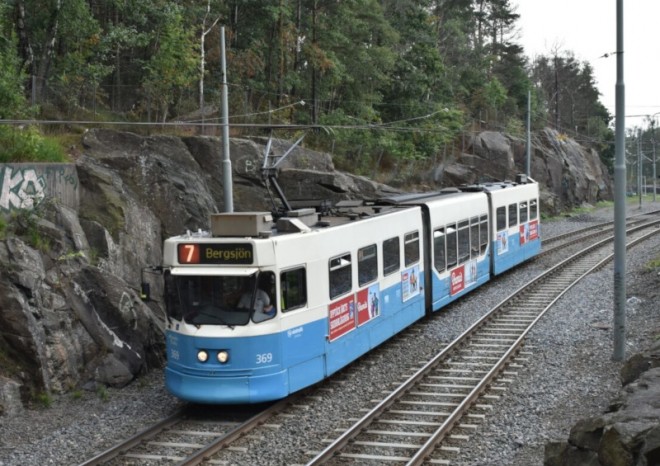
[177,243,254,264]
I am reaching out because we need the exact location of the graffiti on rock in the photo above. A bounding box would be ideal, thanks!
[0,166,46,211]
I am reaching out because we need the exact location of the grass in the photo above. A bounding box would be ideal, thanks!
[0,345,23,379]
[96,385,109,402]
[0,125,69,163]
[626,194,659,204]
[35,392,53,408]
[543,200,614,222]
[542,196,659,222]
[48,132,84,158]
[8,202,52,253]
[644,256,660,272]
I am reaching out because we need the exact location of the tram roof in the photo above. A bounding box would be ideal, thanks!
[199,177,536,238]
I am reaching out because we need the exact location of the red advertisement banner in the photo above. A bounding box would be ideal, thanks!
[328,295,356,341]
[528,220,539,241]
[356,284,381,326]
[450,265,465,295]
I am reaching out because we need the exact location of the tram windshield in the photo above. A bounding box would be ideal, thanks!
[165,271,276,326]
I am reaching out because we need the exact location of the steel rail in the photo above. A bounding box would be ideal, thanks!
[177,393,302,465]
[407,225,660,466]
[78,391,305,465]
[542,208,659,245]
[78,406,188,465]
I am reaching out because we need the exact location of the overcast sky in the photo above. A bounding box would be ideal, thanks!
[513,0,660,131]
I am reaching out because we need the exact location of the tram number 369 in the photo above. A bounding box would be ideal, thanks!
[256,353,273,364]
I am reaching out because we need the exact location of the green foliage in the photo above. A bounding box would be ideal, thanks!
[137,376,150,389]
[86,247,100,266]
[311,104,464,175]
[143,6,199,122]
[0,5,28,119]
[0,216,6,240]
[46,1,113,114]
[0,343,22,379]
[504,117,525,139]
[35,392,53,408]
[7,197,56,252]
[0,0,613,167]
[0,126,68,163]
[484,78,508,109]
[645,256,660,272]
[96,384,109,402]
[531,52,611,138]
[58,250,86,262]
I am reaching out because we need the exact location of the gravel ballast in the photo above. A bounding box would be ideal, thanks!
[1,202,659,466]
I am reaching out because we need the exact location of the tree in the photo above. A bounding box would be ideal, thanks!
[0,0,614,169]
[195,0,224,114]
[531,50,611,138]
[47,0,111,114]
[143,6,198,122]
[13,0,63,101]
[0,4,28,118]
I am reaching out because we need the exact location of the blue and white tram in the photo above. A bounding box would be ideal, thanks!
[158,176,541,404]
[486,179,541,274]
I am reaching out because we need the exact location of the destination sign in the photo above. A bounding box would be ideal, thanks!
[177,243,254,265]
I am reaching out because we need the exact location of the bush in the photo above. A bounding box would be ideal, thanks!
[0,126,68,163]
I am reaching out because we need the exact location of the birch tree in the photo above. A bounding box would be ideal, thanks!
[198,0,223,114]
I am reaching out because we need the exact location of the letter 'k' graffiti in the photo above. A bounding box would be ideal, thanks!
[0,167,46,211]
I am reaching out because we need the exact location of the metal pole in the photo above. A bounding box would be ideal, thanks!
[638,129,642,208]
[653,130,657,202]
[612,0,626,361]
[554,56,560,129]
[526,90,531,177]
[220,26,234,213]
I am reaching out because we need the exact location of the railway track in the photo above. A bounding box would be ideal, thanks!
[539,208,660,257]
[303,219,660,465]
[78,397,297,465]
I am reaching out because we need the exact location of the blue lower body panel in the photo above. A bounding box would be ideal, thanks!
[166,366,289,404]
[493,229,541,275]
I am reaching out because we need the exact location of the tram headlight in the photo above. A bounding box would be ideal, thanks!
[197,350,209,363]
[217,350,229,364]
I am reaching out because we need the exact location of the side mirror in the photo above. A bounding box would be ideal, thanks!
[140,266,163,301]
[140,282,151,301]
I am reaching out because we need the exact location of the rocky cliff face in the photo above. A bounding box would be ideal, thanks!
[435,128,612,212]
[0,128,613,414]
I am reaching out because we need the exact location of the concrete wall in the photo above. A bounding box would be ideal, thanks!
[0,164,79,215]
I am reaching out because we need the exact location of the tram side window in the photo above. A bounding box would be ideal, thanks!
[508,203,518,227]
[520,201,528,223]
[433,228,446,273]
[329,253,352,299]
[382,237,400,276]
[280,267,307,312]
[530,199,538,220]
[446,224,457,269]
[404,231,420,266]
[496,206,506,231]
[458,220,470,264]
[470,216,480,258]
[164,272,182,320]
[479,215,488,254]
[358,244,378,286]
